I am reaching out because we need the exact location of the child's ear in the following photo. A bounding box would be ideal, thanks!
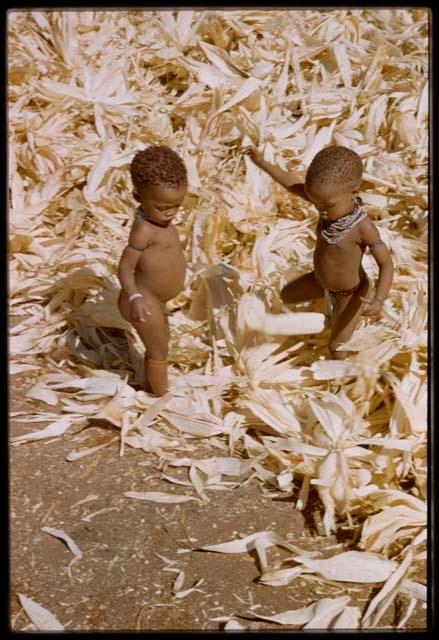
[352,180,362,195]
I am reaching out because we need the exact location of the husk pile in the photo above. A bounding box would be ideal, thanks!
[9,9,428,630]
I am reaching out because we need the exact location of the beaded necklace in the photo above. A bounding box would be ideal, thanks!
[320,197,366,244]
[135,207,167,228]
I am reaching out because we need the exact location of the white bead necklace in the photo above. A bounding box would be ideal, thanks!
[319,197,367,244]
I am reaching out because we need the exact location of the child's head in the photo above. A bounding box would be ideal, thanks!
[304,146,363,219]
[130,145,188,226]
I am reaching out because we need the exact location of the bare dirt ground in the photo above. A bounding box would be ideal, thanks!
[9,372,427,632]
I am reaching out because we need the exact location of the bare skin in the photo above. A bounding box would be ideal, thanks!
[117,182,187,393]
[243,147,394,359]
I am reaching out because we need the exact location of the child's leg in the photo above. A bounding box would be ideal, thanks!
[328,277,371,359]
[280,271,324,304]
[144,306,171,396]
[144,358,168,396]
[119,294,170,395]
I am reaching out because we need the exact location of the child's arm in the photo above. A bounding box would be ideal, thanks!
[117,221,154,322]
[358,218,394,316]
[243,146,311,202]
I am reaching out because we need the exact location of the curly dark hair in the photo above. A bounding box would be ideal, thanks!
[306,146,363,187]
[130,145,188,192]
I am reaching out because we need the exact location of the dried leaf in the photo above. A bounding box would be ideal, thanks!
[297,551,396,583]
[25,383,58,406]
[172,571,186,594]
[199,530,299,555]
[66,435,119,461]
[41,526,83,558]
[248,596,351,628]
[224,619,246,629]
[362,548,414,628]
[11,416,77,444]
[18,594,64,631]
[124,491,200,504]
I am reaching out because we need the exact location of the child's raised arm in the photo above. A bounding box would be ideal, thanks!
[358,217,394,317]
[243,146,311,202]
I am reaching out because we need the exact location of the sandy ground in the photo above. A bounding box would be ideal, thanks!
[9,372,427,631]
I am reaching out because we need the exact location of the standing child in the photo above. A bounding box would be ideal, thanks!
[117,146,188,395]
[243,145,394,359]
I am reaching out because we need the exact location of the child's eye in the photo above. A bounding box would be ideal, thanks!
[157,205,179,211]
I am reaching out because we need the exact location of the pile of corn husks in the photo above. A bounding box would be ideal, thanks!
[9,9,428,629]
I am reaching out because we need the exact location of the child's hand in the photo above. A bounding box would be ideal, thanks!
[360,296,384,317]
[130,298,152,323]
[242,146,264,166]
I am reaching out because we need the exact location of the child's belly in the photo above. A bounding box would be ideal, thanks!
[136,246,186,302]
[313,246,365,292]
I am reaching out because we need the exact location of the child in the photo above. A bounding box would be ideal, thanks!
[117,146,188,395]
[243,145,394,359]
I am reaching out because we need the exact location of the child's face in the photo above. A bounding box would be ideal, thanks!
[136,183,188,226]
[304,181,358,220]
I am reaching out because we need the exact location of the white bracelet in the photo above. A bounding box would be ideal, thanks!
[128,293,143,304]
